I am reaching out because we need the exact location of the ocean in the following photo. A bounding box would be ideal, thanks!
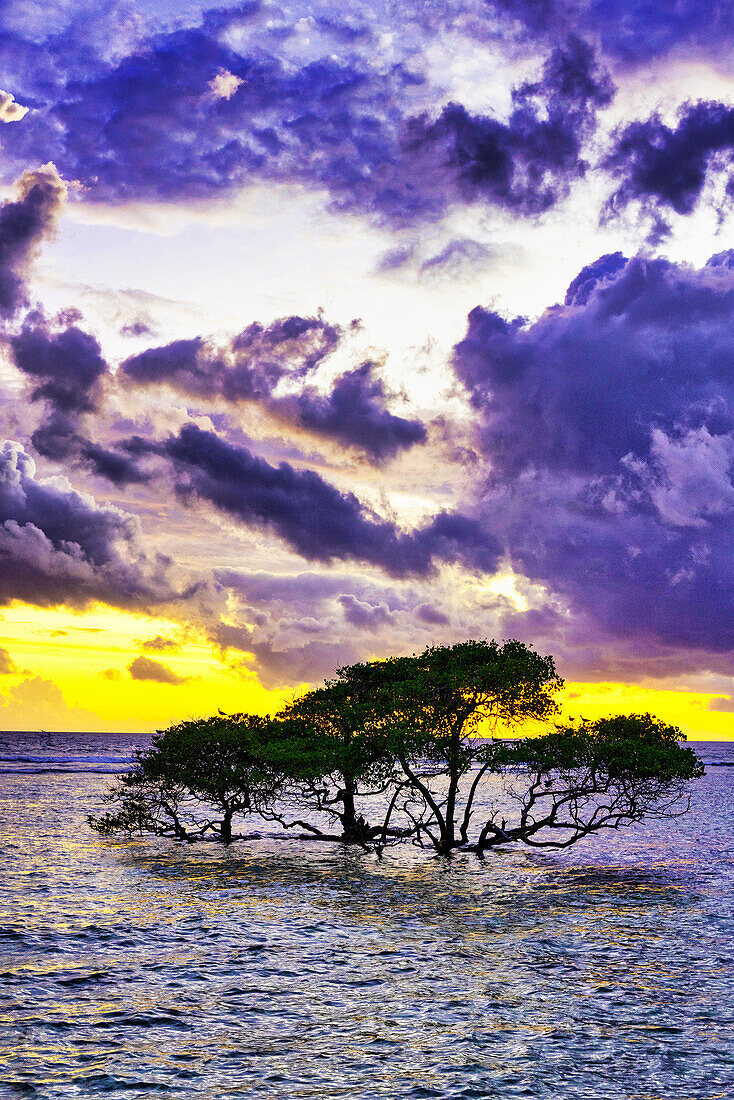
[1,731,733,1099]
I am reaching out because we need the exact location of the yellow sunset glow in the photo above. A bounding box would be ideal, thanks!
[0,603,292,732]
[560,682,734,741]
[1,600,732,737]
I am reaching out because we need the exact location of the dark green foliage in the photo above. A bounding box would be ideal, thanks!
[88,714,287,843]
[89,642,704,856]
[269,683,403,844]
[474,714,706,853]
[334,639,564,852]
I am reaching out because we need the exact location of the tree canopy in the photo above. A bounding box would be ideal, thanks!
[90,639,704,856]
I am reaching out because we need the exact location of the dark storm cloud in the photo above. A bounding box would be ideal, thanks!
[0,16,423,217]
[273,361,427,462]
[10,312,107,412]
[0,440,173,608]
[76,440,150,487]
[148,423,500,577]
[122,320,426,463]
[6,311,148,486]
[453,250,734,658]
[0,8,612,226]
[128,655,188,685]
[0,165,65,316]
[121,315,342,399]
[604,102,734,238]
[403,35,613,218]
[488,0,734,64]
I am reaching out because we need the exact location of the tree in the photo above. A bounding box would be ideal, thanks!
[89,714,287,844]
[334,639,564,853]
[470,714,705,856]
[264,679,406,846]
[90,642,704,858]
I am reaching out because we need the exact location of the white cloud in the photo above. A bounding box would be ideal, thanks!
[0,90,28,123]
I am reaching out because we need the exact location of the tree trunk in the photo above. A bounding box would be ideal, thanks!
[339,778,361,842]
[220,807,234,845]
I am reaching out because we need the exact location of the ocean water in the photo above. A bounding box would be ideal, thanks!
[1,732,733,1100]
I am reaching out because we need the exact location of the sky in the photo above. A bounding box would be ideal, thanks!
[2,1,734,735]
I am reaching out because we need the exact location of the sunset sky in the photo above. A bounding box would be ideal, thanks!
[2,0,734,735]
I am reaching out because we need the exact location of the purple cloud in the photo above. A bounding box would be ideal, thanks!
[338,593,391,629]
[272,361,427,462]
[122,320,426,463]
[122,315,343,399]
[0,440,172,609]
[403,36,612,218]
[128,655,188,685]
[453,250,734,660]
[0,165,65,316]
[604,101,734,238]
[144,423,500,578]
[0,12,612,227]
[489,0,734,65]
[6,309,149,486]
[10,313,107,413]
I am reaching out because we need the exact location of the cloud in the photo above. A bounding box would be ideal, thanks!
[452,249,734,664]
[128,655,188,684]
[420,238,493,281]
[5,309,149,486]
[488,0,734,65]
[402,36,613,220]
[604,101,734,238]
[416,602,450,625]
[0,90,28,122]
[122,313,343,398]
[120,318,155,338]
[338,593,391,629]
[0,12,612,227]
[0,165,66,316]
[10,312,107,414]
[579,1,734,65]
[123,319,426,463]
[207,69,243,101]
[708,694,734,712]
[0,439,173,609]
[148,423,500,578]
[0,675,99,731]
[140,634,179,653]
[0,646,17,674]
[272,361,428,462]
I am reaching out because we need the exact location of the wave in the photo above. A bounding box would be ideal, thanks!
[0,766,127,775]
[0,754,132,765]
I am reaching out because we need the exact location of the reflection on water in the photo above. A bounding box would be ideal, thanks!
[1,734,733,1098]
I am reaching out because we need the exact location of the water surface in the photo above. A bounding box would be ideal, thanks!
[2,732,733,1098]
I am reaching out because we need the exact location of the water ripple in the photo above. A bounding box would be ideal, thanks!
[1,735,733,1098]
